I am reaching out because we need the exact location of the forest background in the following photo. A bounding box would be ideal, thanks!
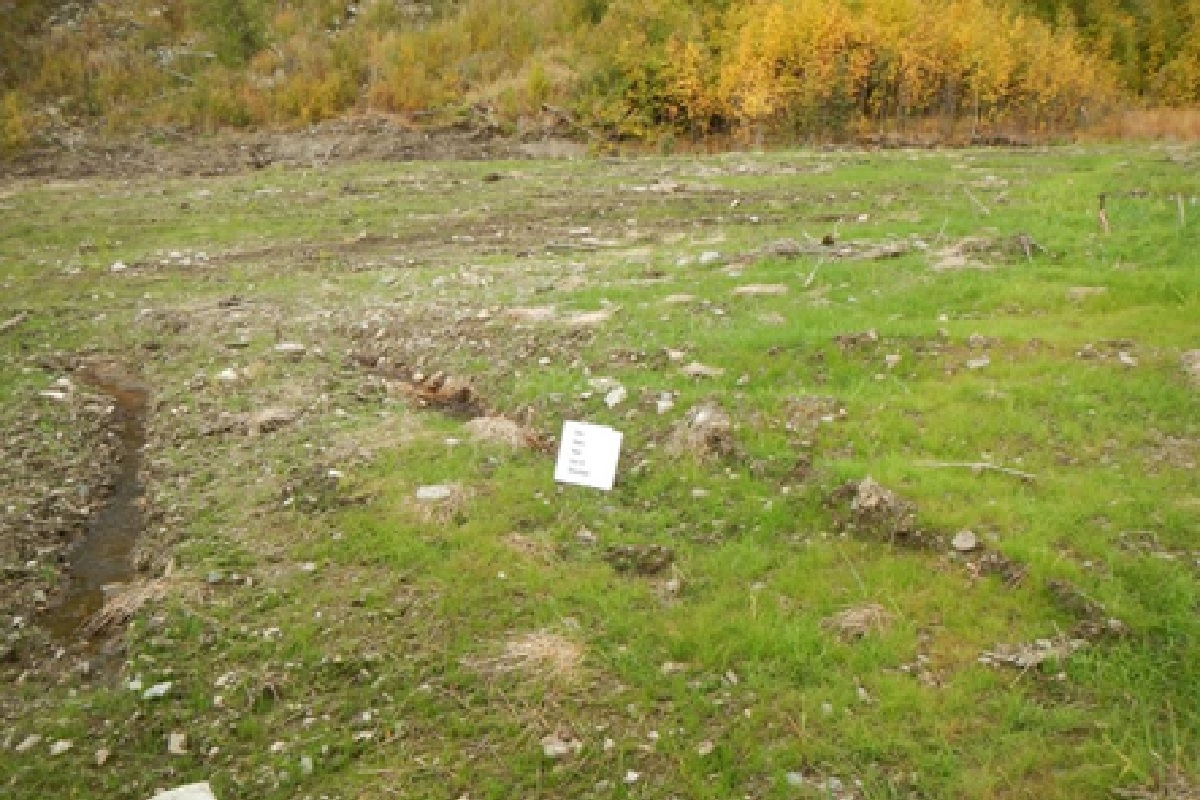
[2,0,1199,152]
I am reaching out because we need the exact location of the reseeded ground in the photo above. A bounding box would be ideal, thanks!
[0,141,1198,799]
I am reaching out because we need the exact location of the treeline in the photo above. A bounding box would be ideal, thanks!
[1,0,1197,150]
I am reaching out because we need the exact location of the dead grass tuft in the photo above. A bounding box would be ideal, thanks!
[469,630,584,683]
[79,578,169,638]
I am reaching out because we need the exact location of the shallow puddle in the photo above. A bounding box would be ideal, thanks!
[41,377,149,641]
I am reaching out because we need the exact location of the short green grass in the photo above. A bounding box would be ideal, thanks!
[1,143,1197,799]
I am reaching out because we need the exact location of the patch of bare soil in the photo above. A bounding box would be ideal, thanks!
[0,358,128,664]
[0,116,579,180]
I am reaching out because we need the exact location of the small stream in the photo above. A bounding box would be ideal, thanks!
[41,378,148,642]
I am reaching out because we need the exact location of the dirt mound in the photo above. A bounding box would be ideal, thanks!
[667,403,735,460]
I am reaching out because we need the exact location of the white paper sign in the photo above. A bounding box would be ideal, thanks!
[554,420,623,491]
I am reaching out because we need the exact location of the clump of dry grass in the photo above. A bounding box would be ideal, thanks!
[1085,108,1200,142]
[79,578,169,638]
[467,630,584,683]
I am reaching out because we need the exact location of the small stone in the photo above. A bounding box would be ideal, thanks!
[167,732,187,755]
[698,251,722,265]
[149,782,217,800]
[15,734,41,753]
[540,733,581,759]
[215,367,239,383]
[604,386,627,408]
[697,740,714,756]
[143,681,173,700]
[95,747,110,766]
[885,354,902,369]
[415,485,453,501]
[655,393,675,414]
[299,755,314,775]
[952,530,979,552]
[624,770,641,784]
[576,528,598,545]
[681,361,725,378]
[786,771,805,787]
[50,740,72,756]
[1117,351,1138,367]
[966,356,991,370]
[274,342,306,359]
[109,260,127,272]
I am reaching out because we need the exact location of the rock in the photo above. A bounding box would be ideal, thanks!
[299,755,314,775]
[1118,351,1138,368]
[604,386,627,408]
[786,772,806,788]
[952,529,979,552]
[681,361,725,378]
[540,732,582,759]
[215,367,239,383]
[50,740,72,756]
[167,732,187,755]
[273,342,306,359]
[885,353,902,369]
[15,734,41,753]
[655,393,675,414]
[143,681,173,700]
[732,283,788,296]
[623,770,641,784]
[95,747,110,766]
[110,260,127,273]
[966,356,991,370]
[662,294,695,304]
[147,783,218,800]
[466,416,539,449]
[415,485,453,502]
[697,740,715,756]
[698,251,722,266]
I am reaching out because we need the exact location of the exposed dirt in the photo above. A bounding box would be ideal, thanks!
[0,358,134,664]
[0,116,583,181]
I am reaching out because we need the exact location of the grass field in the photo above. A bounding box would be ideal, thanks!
[1,143,1198,799]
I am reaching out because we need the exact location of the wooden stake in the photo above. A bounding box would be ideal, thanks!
[1098,193,1110,235]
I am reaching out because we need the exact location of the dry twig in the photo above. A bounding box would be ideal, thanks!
[915,460,1037,482]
